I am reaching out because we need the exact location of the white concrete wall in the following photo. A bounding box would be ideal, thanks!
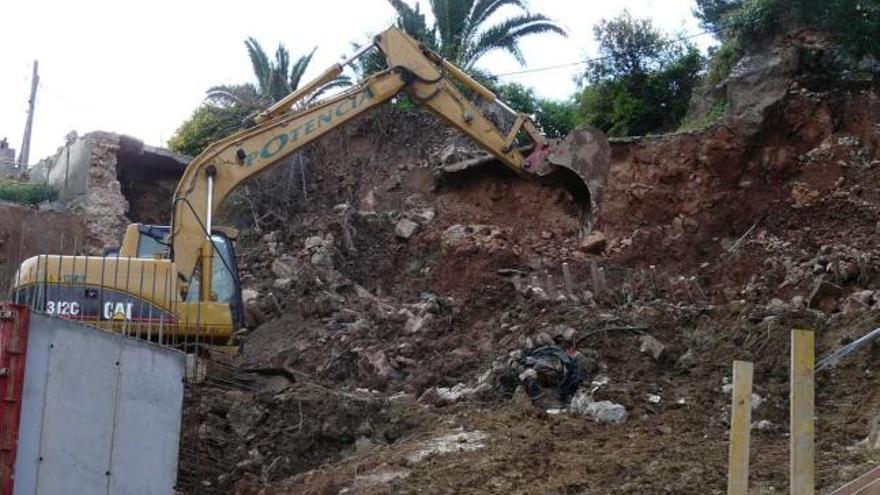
[14,314,185,495]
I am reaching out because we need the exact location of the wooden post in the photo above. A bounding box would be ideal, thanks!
[727,360,754,495]
[791,329,815,495]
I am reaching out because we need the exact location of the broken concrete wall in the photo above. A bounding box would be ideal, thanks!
[46,135,93,200]
[38,131,189,252]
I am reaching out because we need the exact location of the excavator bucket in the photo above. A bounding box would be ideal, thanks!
[541,125,611,235]
[440,126,610,236]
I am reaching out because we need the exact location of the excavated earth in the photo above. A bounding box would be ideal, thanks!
[179,84,880,494]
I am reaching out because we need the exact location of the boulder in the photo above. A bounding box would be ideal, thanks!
[639,334,666,361]
[580,231,608,254]
[395,218,420,240]
[727,47,798,128]
[570,390,627,424]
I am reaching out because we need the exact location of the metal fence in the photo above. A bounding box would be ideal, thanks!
[0,230,253,494]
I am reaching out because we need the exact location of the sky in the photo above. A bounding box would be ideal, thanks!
[1,0,712,163]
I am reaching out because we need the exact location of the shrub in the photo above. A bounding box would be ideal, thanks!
[576,11,704,137]
[0,181,58,205]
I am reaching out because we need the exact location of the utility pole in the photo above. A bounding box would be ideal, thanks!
[18,60,39,169]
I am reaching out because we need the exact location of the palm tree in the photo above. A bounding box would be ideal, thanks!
[241,38,351,106]
[388,0,566,70]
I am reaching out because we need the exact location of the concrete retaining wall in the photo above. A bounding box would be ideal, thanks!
[14,314,185,495]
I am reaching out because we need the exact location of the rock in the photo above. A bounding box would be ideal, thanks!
[851,290,875,306]
[241,288,259,305]
[552,325,577,343]
[395,218,420,240]
[766,298,788,313]
[580,231,608,254]
[570,390,627,424]
[361,349,401,381]
[441,224,470,246]
[676,348,697,370]
[304,236,325,250]
[541,231,553,240]
[310,249,333,267]
[535,331,554,347]
[410,208,436,225]
[405,313,434,334]
[418,383,474,406]
[235,448,264,471]
[437,143,480,166]
[791,295,805,309]
[754,420,774,431]
[750,393,764,411]
[271,255,299,279]
[639,334,666,361]
[273,278,292,290]
[727,47,797,128]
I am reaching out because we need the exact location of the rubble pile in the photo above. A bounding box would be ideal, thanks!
[185,85,880,494]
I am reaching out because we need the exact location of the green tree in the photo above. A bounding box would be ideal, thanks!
[494,83,577,138]
[577,11,703,136]
[169,39,350,156]
[387,0,566,69]
[693,0,743,34]
[167,85,259,157]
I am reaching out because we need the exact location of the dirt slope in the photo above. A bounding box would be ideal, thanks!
[183,86,880,494]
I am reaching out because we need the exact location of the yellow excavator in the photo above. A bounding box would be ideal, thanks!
[10,26,609,344]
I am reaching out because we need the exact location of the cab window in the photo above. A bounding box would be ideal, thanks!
[186,235,237,304]
[137,233,167,258]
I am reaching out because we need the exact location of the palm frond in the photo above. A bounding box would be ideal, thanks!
[205,83,262,108]
[290,47,318,91]
[470,0,527,31]
[307,76,354,104]
[430,0,474,62]
[266,44,292,102]
[465,13,566,67]
[244,37,272,94]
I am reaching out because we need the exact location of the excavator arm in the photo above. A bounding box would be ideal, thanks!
[171,26,608,300]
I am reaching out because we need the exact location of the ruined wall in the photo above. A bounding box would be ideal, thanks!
[46,135,92,200]
[37,132,189,252]
[66,133,130,251]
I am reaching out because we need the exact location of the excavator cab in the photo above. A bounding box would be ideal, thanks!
[122,224,245,331]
